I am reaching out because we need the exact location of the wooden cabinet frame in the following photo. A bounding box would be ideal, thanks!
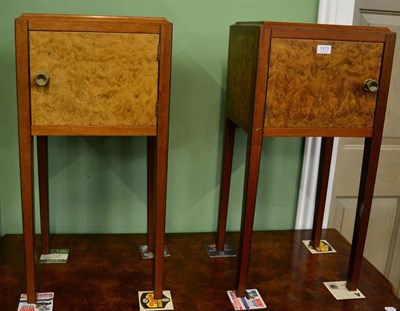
[15,14,172,303]
[215,21,396,297]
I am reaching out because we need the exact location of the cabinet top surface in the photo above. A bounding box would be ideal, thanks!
[16,13,171,24]
[234,20,392,34]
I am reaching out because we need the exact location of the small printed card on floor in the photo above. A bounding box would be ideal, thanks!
[138,290,174,311]
[302,240,336,254]
[205,243,236,258]
[139,245,170,259]
[40,249,69,264]
[227,289,267,310]
[324,281,366,300]
[17,292,54,311]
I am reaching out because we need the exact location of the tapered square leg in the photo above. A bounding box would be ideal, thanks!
[310,137,334,249]
[236,131,263,297]
[147,136,156,254]
[16,18,37,303]
[153,23,172,300]
[37,136,50,255]
[19,135,36,303]
[154,135,168,299]
[216,117,236,252]
[346,137,380,291]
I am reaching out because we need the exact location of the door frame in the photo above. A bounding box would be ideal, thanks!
[295,0,355,229]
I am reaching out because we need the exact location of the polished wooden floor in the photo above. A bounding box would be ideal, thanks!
[0,229,399,310]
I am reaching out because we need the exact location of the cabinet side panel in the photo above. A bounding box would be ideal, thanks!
[265,38,383,129]
[225,26,260,131]
[30,31,159,127]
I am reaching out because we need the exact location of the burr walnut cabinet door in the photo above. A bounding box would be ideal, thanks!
[265,38,384,129]
[29,31,159,128]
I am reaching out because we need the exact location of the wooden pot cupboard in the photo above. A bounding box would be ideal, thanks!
[15,14,173,303]
[214,21,396,297]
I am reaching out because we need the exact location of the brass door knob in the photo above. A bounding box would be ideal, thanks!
[363,79,379,93]
[35,72,50,86]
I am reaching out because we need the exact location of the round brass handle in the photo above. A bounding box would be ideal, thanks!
[35,72,50,86]
[363,79,379,93]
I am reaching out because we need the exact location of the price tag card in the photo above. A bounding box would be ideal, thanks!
[324,281,365,300]
[18,292,54,311]
[138,290,174,311]
[40,249,69,264]
[227,289,267,310]
[139,245,170,259]
[302,240,336,254]
[205,243,236,258]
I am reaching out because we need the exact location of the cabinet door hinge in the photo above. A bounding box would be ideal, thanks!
[157,44,161,61]
[156,100,159,117]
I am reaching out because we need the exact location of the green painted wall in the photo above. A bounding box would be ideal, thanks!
[0,0,318,235]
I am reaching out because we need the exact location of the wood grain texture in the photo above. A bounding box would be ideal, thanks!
[225,25,260,132]
[30,31,159,127]
[1,231,399,311]
[265,38,383,129]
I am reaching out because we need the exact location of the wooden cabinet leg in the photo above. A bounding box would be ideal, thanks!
[147,136,156,253]
[16,17,37,303]
[346,137,381,291]
[236,131,263,297]
[154,135,168,299]
[311,137,334,248]
[19,135,36,303]
[216,117,236,251]
[37,136,50,254]
[153,22,172,300]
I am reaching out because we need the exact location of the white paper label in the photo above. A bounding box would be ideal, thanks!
[317,45,332,54]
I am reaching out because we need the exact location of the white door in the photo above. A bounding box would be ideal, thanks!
[328,0,400,296]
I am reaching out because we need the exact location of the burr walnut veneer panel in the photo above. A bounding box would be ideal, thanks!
[265,39,383,129]
[30,31,159,128]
